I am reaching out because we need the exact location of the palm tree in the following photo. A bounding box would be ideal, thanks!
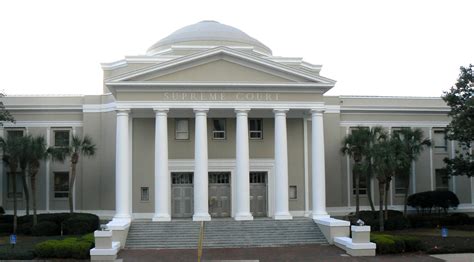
[341,127,368,216]
[18,135,31,216]
[0,136,22,233]
[27,136,48,225]
[50,135,96,214]
[364,126,386,212]
[393,128,431,215]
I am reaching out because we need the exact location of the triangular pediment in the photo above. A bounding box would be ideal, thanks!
[107,47,335,85]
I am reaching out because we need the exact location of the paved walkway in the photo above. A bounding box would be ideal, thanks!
[118,244,441,262]
[431,253,474,262]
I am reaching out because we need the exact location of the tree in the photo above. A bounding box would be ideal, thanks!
[341,127,368,216]
[371,129,399,232]
[0,136,22,233]
[363,126,386,212]
[18,136,31,216]
[0,92,14,124]
[50,135,96,213]
[392,128,431,215]
[27,136,48,225]
[442,65,474,177]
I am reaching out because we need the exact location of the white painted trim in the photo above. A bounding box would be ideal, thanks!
[4,106,83,111]
[340,95,443,100]
[169,159,275,218]
[340,121,449,128]
[325,105,340,113]
[1,121,83,127]
[83,103,117,113]
[46,127,51,212]
[116,101,325,110]
[303,117,309,216]
[429,128,434,190]
[107,47,334,84]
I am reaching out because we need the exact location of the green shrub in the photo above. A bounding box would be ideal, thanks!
[32,221,60,236]
[408,212,471,228]
[62,213,99,235]
[81,232,95,245]
[371,234,423,254]
[0,214,13,223]
[407,190,460,214]
[0,222,13,234]
[35,235,93,259]
[35,240,59,258]
[0,206,4,215]
[18,222,33,235]
[349,210,409,231]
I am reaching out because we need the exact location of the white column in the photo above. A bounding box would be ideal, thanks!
[273,108,292,220]
[114,109,132,221]
[153,107,171,221]
[193,108,211,221]
[311,109,329,219]
[235,108,253,220]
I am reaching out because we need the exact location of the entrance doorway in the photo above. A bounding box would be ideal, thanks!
[171,172,193,218]
[250,171,268,217]
[208,172,231,218]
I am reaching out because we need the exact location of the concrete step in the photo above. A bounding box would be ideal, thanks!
[125,217,327,249]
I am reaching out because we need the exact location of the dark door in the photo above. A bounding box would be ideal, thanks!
[250,171,267,217]
[171,172,193,218]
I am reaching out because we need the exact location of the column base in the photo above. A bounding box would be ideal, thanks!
[274,212,293,220]
[152,214,171,222]
[312,212,330,220]
[234,212,254,221]
[112,214,132,221]
[193,213,211,221]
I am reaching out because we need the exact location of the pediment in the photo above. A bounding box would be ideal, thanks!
[107,47,334,85]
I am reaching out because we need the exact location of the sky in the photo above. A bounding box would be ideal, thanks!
[0,0,473,97]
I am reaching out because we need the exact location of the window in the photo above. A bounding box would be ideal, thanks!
[6,129,24,139]
[175,119,189,140]
[54,130,70,147]
[140,187,149,201]
[395,175,408,194]
[212,119,226,140]
[435,169,449,191]
[352,173,367,195]
[7,172,23,199]
[433,129,447,152]
[289,186,297,200]
[249,119,263,139]
[171,172,193,184]
[54,172,69,198]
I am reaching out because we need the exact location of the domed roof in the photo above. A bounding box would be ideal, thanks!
[147,20,272,55]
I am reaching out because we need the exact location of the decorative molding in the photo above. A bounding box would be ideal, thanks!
[340,121,449,128]
[83,103,117,113]
[116,101,325,110]
[324,105,340,113]
[106,47,335,85]
[2,121,83,127]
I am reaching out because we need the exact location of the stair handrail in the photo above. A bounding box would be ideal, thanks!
[197,221,205,262]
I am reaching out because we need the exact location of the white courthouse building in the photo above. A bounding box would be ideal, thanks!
[2,21,473,224]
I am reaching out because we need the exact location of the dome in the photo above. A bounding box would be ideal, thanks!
[147,20,272,55]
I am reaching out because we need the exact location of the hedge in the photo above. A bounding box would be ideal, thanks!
[348,210,409,231]
[408,213,473,228]
[35,233,95,259]
[371,234,424,254]
[407,190,459,214]
[32,221,60,236]
[0,213,99,236]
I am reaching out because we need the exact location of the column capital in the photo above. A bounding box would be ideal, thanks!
[115,108,130,115]
[310,108,325,115]
[153,107,169,114]
[273,108,289,114]
[235,108,250,114]
[193,108,209,114]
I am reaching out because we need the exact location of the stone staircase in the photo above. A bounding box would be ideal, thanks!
[125,217,327,249]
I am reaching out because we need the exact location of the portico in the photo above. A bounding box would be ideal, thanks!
[111,104,329,222]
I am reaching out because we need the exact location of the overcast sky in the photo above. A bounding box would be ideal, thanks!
[1,0,472,97]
